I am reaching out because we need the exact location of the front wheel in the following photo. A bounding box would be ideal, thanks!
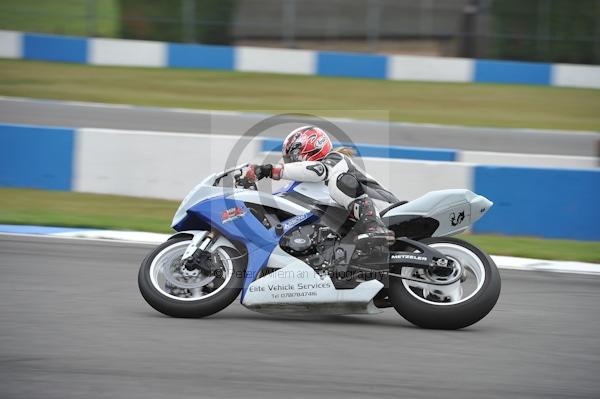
[138,236,246,318]
[389,237,501,330]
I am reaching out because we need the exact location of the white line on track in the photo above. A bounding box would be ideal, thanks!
[2,231,598,275]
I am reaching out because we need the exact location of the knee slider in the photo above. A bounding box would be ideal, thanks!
[336,173,364,198]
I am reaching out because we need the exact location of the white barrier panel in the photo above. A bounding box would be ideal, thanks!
[74,129,262,200]
[74,127,474,202]
[459,151,598,169]
[235,46,315,75]
[358,158,473,201]
[552,64,600,89]
[89,38,166,67]
[387,55,473,83]
[0,30,22,59]
[259,151,473,200]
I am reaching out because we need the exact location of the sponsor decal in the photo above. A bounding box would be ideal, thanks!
[221,207,246,223]
[391,254,428,262]
[282,213,311,230]
[248,281,332,300]
[449,210,465,226]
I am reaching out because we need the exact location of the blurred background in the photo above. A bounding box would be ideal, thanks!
[1,2,600,399]
[0,0,598,259]
[0,0,600,262]
[1,0,600,63]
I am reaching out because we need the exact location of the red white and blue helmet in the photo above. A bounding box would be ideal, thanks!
[282,126,333,163]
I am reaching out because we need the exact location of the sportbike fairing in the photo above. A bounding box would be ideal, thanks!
[169,171,492,315]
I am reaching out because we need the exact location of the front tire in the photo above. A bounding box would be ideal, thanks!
[138,236,246,318]
[389,237,501,330]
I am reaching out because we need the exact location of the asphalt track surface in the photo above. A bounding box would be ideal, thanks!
[1,97,598,156]
[1,234,599,399]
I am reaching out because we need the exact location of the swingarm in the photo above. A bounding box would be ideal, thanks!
[350,237,462,286]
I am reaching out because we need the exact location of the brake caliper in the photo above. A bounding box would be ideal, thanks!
[182,249,221,277]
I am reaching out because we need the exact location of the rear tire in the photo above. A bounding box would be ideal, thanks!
[138,237,245,318]
[389,237,501,330]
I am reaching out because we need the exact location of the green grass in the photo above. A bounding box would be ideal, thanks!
[1,188,598,263]
[0,0,119,37]
[458,234,600,263]
[0,188,175,234]
[1,59,599,131]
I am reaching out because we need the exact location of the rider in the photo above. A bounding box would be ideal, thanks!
[243,126,397,246]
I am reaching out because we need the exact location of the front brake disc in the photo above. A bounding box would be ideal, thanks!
[162,259,216,289]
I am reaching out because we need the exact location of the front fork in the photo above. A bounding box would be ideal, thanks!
[180,232,217,276]
[181,231,213,262]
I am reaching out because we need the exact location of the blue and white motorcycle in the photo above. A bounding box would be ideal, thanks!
[138,164,501,329]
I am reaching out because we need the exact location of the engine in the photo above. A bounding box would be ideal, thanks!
[280,224,340,269]
[280,225,319,256]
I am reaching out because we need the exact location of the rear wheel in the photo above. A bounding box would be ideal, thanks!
[389,237,501,329]
[138,236,245,318]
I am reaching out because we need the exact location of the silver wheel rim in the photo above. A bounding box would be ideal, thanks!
[401,243,486,306]
[149,240,234,302]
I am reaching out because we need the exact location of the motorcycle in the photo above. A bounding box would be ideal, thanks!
[138,164,501,329]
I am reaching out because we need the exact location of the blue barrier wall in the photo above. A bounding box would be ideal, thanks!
[473,166,600,241]
[168,43,234,70]
[23,33,88,64]
[3,30,600,88]
[0,124,75,190]
[474,60,552,85]
[261,138,456,161]
[348,143,456,161]
[317,52,387,79]
[0,122,597,241]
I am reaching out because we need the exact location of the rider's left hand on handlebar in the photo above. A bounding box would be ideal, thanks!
[243,164,274,182]
[242,165,258,183]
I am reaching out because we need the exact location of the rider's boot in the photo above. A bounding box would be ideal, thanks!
[349,197,395,247]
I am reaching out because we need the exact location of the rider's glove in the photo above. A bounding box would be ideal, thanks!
[246,164,282,181]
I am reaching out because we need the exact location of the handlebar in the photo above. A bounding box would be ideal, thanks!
[212,163,248,186]
[212,163,257,190]
[236,176,258,190]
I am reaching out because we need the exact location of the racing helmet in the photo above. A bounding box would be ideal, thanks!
[282,126,333,163]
